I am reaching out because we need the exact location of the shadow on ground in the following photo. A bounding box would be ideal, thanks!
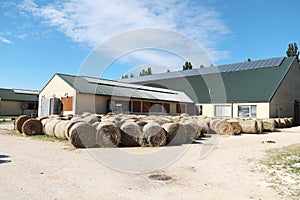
[0,154,11,164]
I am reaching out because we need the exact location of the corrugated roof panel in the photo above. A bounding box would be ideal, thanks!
[121,57,285,83]
[57,74,193,103]
[123,57,295,103]
[0,88,39,101]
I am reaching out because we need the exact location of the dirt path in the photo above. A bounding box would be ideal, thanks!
[1,126,300,200]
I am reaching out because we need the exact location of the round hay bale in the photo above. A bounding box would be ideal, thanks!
[82,115,100,124]
[213,120,233,136]
[120,121,141,147]
[36,116,48,121]
[96,122,121,147]
[283,118,291,128]
[21,119,43,136]
[92,122,101,128]
[15,115,31,133]
[54,120,70,139]
[262,119,276,132]
[140,122,166,147]
[182,119,201,139]
[69,122,97,148]
[44,119,61,136]
[226,120,242,135]
[274,118,285,128]
[181,122,197,143]
[288,118,294,127]
[197,120,209,134]
[162,122,186,145]
[40,118,52,133]
[155,117,172,126]
[239,120,257,134]
[48,115,63,119]
[70,116,84,122]
[208,119,222,134]
[64,120,83,140]
[256,120,263,133]
[81,112,92,117]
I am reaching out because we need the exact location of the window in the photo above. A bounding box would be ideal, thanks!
[111,100,130,113]
[238,105,257,118]
[215,105,231,117]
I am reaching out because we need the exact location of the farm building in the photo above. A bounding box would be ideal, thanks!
[0,88,39,116]
[38,73,194,117]
[121,56,300,124]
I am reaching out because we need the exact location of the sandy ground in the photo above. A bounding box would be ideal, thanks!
[1,123,300,200]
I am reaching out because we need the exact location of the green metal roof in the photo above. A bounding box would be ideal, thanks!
[123,57,296,103]
[55,73,193,103]
[0,88,39,102]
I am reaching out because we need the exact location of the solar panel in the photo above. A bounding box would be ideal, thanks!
[83,76,178,94]
[121,57,285,83]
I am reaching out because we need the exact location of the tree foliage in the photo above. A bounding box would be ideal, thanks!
[139,67,152,76]
[286,43,299,58]
[183,61,193,70]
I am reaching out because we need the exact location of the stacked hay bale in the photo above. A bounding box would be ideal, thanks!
[15,115,31,133]
[162,122,186,145]
[239,119,258,134]
[21,119,43,136]
[226,119,242,135]
[69,122,97,148]
[120,121,141,147]
[95,122,121,147]
[262,119,276,132]
[139,122,166,147]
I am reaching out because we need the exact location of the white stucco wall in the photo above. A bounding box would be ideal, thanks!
[201,102,270,118]
[270,59,300,118]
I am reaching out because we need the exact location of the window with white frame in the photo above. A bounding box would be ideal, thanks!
[214,105,231,117]
[238,105,257,118]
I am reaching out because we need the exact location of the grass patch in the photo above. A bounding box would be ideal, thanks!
[260,144,300,199]
[31,134,67,141]
[263,144,300,174]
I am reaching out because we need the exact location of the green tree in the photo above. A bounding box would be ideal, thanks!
[286,43,299,58]
[166,69,170,73]
[147,67,152,75]
[199,64,205,68]
[247,58,251,62]
[130,73,134,78]
[183,61,193,70]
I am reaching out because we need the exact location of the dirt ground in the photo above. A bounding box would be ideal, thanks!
[1,123,300,200]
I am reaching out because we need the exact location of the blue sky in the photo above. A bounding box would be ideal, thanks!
[0,0,299,90]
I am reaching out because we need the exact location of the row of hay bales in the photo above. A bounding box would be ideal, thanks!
[14,113,294,148]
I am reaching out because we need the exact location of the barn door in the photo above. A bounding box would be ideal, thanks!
[39,98,50,117]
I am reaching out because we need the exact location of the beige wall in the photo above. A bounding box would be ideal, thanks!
[39,75,77,116]
[271,59,300,118]
[0,100,37,116]
[201,102,270,118]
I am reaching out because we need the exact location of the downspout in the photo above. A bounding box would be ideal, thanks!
[231,103,234,119]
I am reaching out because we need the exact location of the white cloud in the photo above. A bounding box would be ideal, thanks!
[19,0,231,69]
[0,34,13,44]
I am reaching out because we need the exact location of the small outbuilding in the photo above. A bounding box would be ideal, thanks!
[0,88,39,116]
[38,73,194,117]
